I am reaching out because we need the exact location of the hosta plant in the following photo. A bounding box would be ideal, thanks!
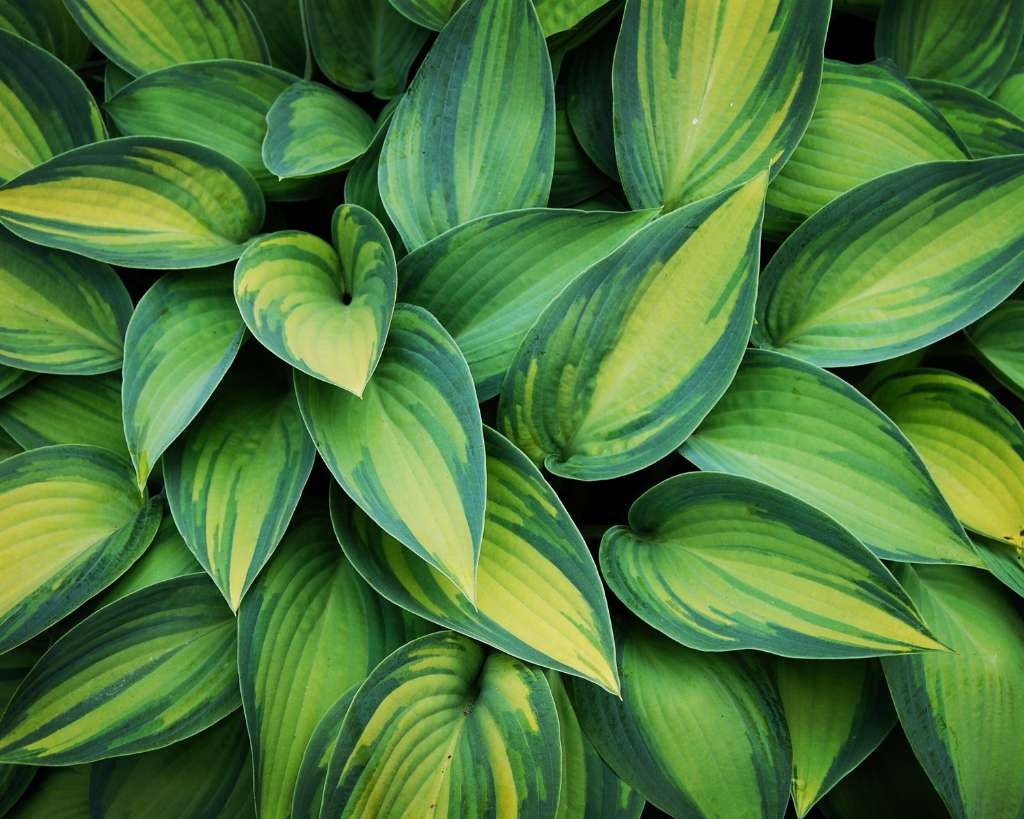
[1,0,1024,817]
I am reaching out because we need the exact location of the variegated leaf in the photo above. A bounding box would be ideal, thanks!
[965,298,1024,397]
[912,77,1024,158]
[0,0,91,66]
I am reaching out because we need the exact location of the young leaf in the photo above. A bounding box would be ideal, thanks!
[566,622,791,819]
[965,298,1024,397]
[122,269,245,489]
[163,367,314,611]
[318,630,561,819]
[776,659,895,816]
[397,207,654,399]
[681,350,978,565]
[0,445,161,654]
[0,574,239,765]
[0,30,105,184]
[0,137,266,269]
[295,304,485,601]
[551,84,608,207]
[499,173,765,480]
[0,229,131,375]
[235,205,397,396]
[754,156,1024,367]
[565,24,617,179]
[61,0,270,76]
[332,426,619,694]
[875,0,1024,95]
[613,0,828,210]
[238,510,426,819]
[379,0,555,249]
[882,566,1024,819]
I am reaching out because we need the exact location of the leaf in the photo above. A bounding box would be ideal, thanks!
[388,0,612,35]
[765,60,967,236]
[332,425,619,693]
[0,228,131,375]
[754,156,1024,367]
[163,367,315,610]
[565,621,791,819]
[303,0,429,98]
[0,30,105,185]
[565,23,617,179]
[245,0,310,76]
[2,766,91,819]
[122,269,245,489]
[397,207,654,399]
[0,0,92,66]
[681,349,978,565]
[911,77,1024,158]
[0,136,265,269]
[235,205,397,396]
[993,51,1024,117]
[295,304,486,600]
[0,445,161,654]
[344,120,404,254]
[870,370,1024,551]
[238,509,426,819]
[318,630,561,819]
[0,574,239,765]
[966,299,1024,397]
[0,373,127,457]
[550,85,608,207]
[499,173,765,480]
[290,689,356,819]
[602,472,944,658]
[882,566,1024,819]
[262,81,376,179]
[0,428,19,462]
[379,0,555,249]
[386,0,458,29]
[776,658,895,816]
[0,366,33,401]
[547,672,644,819]
[875,0,1024,95]
[88,713,255,819]
[61,0,270,76]
[613,0,828,211]
[104,60,307,199]
[0,641,44,818]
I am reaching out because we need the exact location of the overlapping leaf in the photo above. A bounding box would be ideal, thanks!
[965,299,1024,396]
[912,77,1024,158]
[0,0,91,66]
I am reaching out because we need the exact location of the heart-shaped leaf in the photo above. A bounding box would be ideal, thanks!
[499,173,765,480]
[331,425,619,693]
[318,630,561,819]
[236,204,396,396]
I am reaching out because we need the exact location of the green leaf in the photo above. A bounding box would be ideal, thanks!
[911,77,1024,158]
[235,205,396,396]
[332,425,619,693]
[0,641,44,818]
[397,207,654,400]
[88,713,255,819]
[3,767,91,819]
[0,373,127,457]
[870,370,1024,552]
[0,30,105,185]
[602,472,944,658]
[0,0,92,67]
[262,81,376,179]
[613,0,828,211]
[0,137,265,269]
[238,509,426,819]
[295,304,485,601]
[882,566,1024,819]
[290,690,356,819]
[548,672,644,819]
[245,0,310,76]
[499,174,765,480]
[104,60,307,199]
[122,269,245,489]
[388,0,612,35]
[0,229,131,375]
[776,658,895,816]
[0,427,20,462]
[875,0,1024,95]
[565,24,617,179]
[681,350,978,565]
[993,51,1024,117]
[319,630,561,819]
[303,0,429,98]
[551,84,608,207]
[386,0,458,29]
[344,119,404,254]
[379,0,555,249]
[565,621,791,819]
[0,445,161,654]
[765,60,967,236]
[754,156,1024,367]
[62,0,270,76]
[0,573,239,765]
[966,299,1024,398]
[163,367,315,610]
[0,366,33,401]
